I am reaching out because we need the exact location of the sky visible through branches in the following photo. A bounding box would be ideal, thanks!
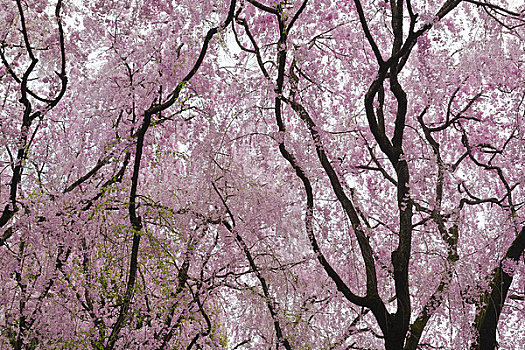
[0,0,524,349]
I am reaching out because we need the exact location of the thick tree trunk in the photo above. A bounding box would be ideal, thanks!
[474,227,525,350]
[383,315,410,350]
[385,333,407,350]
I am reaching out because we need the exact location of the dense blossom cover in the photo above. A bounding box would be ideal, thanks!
[0,0,524,349]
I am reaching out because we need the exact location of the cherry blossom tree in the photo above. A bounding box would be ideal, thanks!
[0,0,524,349]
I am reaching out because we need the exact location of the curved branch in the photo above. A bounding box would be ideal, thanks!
[104,1,238,348]
[213,183,292,350]
[353,0,384,64]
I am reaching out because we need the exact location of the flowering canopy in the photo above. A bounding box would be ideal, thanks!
[0,0,524,349]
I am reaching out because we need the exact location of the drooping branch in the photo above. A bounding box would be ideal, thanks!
[284,97,381,299]
[246,0,278,14]
[186,287,212,350]
[353,0,384,64]
[156,246,192,349]
[463,0,525,19]
[149,0,237,116]
[63,155,113,194]
[288,0,309,31]
[233,16,271,81]
[257,1,391,336]
[403,112,463,349]
[0,0,67,233]
[213,183,292,350]
[104,1,238,348]
[460,129,518,217]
